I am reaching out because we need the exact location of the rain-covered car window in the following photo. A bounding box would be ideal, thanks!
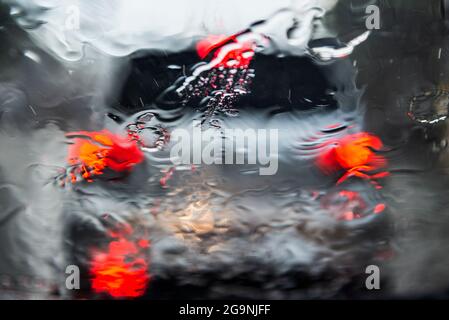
[1,0,449,300]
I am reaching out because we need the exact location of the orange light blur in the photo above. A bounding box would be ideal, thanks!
[90,226,150,299]
[322,190,387,221]
[196,34,255,68]
[196,34,231,59]
[317,132,389,185]
[66,130,144,182]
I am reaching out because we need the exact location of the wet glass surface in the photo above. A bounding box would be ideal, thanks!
[1,0,449,299]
